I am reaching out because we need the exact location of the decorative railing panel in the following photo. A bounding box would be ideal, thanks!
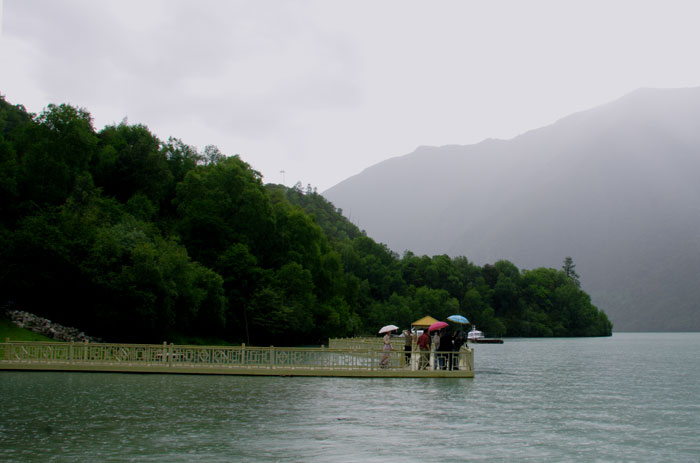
[328,337,413,350]
[1,341,473,374]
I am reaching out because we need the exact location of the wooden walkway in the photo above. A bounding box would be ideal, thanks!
[0,340,474,378]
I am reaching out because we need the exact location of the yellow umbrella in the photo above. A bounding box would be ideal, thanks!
[411,315,440,329]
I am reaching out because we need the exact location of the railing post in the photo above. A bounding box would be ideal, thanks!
[270,346,274,369]
[241,343,245,367]
[321,345,325,368]
[162,342,168,365]
[83,339,88,362]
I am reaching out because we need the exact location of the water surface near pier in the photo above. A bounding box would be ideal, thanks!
[2,333,699,462]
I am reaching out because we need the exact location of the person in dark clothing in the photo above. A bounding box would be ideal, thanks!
[437,330,453,370]
[403,329,413,365]
[452,329,466,370]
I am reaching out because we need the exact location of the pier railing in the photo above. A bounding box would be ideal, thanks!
[0,340,473,375]
[329,336,407,349]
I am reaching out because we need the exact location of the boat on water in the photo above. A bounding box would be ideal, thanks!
[467,326,504,344]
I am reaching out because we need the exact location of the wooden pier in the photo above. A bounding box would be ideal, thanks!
[0,340,474,378]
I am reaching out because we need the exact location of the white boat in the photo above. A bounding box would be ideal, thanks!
[467,326,504,344]
[467,327,484,341]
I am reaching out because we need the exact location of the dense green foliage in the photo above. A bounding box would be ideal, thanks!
[0,96,612,344]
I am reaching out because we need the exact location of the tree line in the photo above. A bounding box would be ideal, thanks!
[0,96,612,344]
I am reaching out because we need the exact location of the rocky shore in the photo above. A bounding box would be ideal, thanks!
[5,309,101,342]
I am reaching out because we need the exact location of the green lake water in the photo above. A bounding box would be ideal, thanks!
[1,333,699,462]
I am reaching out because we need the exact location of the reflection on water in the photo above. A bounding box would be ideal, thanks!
[2,333,700,462]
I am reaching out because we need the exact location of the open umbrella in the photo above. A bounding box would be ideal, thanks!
[447,315,469,324]
[411,315,440,329]
[428,321,448,332]
[378,324,399,334]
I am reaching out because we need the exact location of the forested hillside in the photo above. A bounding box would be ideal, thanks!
[0,96,611,344]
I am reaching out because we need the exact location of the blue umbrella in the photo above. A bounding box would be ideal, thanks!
[447,315,469,324]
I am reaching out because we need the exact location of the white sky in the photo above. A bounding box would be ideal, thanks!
[2,0,700,191]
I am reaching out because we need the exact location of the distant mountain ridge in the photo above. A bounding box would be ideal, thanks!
[324,87,700,331]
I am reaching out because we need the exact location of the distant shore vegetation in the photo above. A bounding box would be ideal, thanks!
[0,97,612,344]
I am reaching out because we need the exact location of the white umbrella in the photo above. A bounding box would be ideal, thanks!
[378,324,399,334]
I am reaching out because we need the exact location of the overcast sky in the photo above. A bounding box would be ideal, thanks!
[2,1,700,191]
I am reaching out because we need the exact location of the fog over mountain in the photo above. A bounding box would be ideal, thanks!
[324,87,700,332]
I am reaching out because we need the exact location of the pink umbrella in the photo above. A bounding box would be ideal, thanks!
[428,321,448,332]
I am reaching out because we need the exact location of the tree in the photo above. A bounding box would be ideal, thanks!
[203,145,224,165]
[0,97,31,224]
[0,138,19,220]
[174,155,273,267]
[94,122,173,207]
[410,286,459,322]
[20,104,98,206]
[83,216,226,341]
[249,262,316,344]
[162,137,202,184]
[216,242,263,343]
[562,256,581,287]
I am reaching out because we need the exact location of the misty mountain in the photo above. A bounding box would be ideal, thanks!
[324,87,700,332]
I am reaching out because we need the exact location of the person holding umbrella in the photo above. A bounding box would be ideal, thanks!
[383,331,392,367]
[448,315,469,370]
[378,325,397,368]
[428,321,447,369]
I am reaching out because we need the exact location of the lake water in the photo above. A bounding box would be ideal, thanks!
[1,333,699,462]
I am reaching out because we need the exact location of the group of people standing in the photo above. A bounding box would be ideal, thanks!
[381,325,468,369]
[403,327,468,370]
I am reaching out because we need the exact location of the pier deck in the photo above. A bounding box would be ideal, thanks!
[1,340,474,378]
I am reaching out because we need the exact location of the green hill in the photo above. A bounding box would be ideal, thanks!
[0,96,611,344]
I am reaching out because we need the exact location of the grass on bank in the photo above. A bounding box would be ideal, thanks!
[0,318,237,345]
[0,318,55,342]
